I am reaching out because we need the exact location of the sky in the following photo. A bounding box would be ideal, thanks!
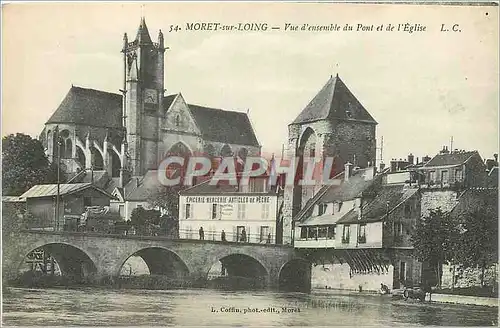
[2,3,498,165]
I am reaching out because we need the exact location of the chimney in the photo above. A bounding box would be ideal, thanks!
[344,162,353,181]
[390,159,397,172]
[494,154,498,163]
[379,162,386,172]
[416,157,419,164]
[408,153,414,165]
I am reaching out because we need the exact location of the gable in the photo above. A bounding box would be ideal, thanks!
[163,94,201,135]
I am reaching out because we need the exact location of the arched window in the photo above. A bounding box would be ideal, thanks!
[64,139,73,158]
[76,147,86,167]
[175,115,180,127]
[237,148,248,162]
[220,144,233,157]
[90,146,104,170]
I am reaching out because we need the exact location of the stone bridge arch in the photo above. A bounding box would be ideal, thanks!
[278,258,312,292]
[6,238,99,282]
[114,246,190,279]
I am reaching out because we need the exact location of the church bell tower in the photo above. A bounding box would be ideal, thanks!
[122,17,165,176]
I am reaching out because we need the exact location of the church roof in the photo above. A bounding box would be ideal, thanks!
[47,87,259,147]
[47,86,123,129]
[188,104,260,147]
[291,75,377,125]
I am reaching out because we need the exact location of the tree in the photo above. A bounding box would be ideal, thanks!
[411,208,459,287]
[2,133,57,195]
[147,185,186,238]
[454,207,498,287]
[130,207,161,236]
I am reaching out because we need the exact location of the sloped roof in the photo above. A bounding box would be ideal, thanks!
[319,170,377,203]
[180,176,274,195]
[294,168,378,223]
[46,86,123,129]
[163,94,177,111]
[188,104,260,146]
[361,185,418,222]
[291,75,377,125]
[20,183,114,199]
[450,187,498,218]
[423,151,479,167]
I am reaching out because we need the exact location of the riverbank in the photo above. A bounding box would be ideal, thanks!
[8,271,270,291]
[429,293,498,307]
[313,287,498,308]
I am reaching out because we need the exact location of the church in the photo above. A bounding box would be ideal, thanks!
[40,18,261,186]
[38,18,377,224]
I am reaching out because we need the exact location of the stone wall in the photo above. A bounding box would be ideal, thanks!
[311,263,393,291]
[441,263,498,289]
[420,189,459,217]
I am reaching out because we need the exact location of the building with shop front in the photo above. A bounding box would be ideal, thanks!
[178,175,283,244]
[293,164,421,290]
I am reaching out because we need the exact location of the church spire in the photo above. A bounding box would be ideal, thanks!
[136,17,152,45]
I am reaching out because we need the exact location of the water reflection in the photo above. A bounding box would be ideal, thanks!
[2,287,498,326]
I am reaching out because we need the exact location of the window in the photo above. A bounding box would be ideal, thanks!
[212,204,218,220]
[358,224,366,243]
[249,178,264,193]
[455,168,463,181]
[342,225,350,244]
[136,204,143,209]
[327,226,335,239]
[394,222,403,237]
[441,170,449,183]
[318,203,327,216]
[237,226,246,242]
[318,227,327,238]
[175,115,180,127]
[262,203,270,220]
[83,197,92,207]
[337,202,343,212]
[300,227,307,239]
[404,203,412,217]
[429,171,436,183]
[399,261,407,282]
[237,204,247,220]
[260,226,270,242]
[118,205,124,217]
[185,204,191,219]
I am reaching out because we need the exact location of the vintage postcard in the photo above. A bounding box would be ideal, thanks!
[1,2,498,327]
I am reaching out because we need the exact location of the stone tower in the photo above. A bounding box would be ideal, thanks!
[122,18,166,176]
[282,74,377,244]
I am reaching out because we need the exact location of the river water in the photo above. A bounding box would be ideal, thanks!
[2,287,498,326]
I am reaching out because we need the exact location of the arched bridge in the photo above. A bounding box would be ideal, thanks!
[3,230,311,292]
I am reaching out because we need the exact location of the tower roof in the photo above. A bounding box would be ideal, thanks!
[135,17,153,44]
[291,74,377,125]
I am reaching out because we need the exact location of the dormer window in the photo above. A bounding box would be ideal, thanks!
[318,203,327,216]
[337,202,343,212]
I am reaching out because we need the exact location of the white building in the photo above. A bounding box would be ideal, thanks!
[178,176,282,244]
